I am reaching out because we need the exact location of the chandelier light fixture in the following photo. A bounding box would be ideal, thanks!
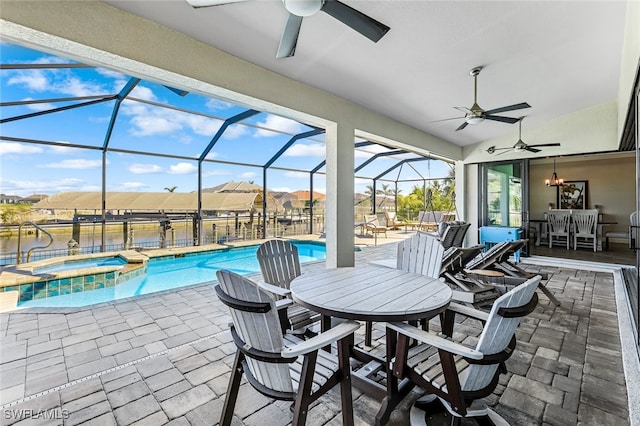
[545,157,564,187]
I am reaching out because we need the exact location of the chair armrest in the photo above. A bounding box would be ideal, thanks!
[447,302,490,322]
[386,322,483,360]
[275,298,294,310]
[256,280,291,297]
[282,320,360,357]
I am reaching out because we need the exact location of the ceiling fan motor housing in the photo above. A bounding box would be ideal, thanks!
[283,0,324,17]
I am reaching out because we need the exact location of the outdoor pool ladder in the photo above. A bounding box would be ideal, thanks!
[16,221,53,264]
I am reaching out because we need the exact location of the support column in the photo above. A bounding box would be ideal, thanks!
[325,123,355,268]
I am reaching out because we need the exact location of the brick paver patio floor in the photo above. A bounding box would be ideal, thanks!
[0,241,632,425]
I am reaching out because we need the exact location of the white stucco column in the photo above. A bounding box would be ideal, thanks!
[325,122,355,267]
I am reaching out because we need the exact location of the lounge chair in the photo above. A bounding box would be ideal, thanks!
[386,275,540,425]
[214,270,359,426]
[363,214,387,238]
[256,239,320,333]
[441,244,501,307]
[438,221,470,249]
[384,211,403,230]
[465,239,560,306]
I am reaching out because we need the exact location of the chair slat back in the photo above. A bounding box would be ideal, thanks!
[547,210,571,233]
[257,240,301,290]
[364,214,381,226]
[216,270,294,393]
[396,232,445,278]
[451,222,470,248]
[460,275,540,391]
[573,209,598,234]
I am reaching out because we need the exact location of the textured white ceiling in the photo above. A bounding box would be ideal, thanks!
[104,0,627,149]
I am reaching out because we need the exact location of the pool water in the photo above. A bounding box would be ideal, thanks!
[33,257,126,274]
[18,242,325,308]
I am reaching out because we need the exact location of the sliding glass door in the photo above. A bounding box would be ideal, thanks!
[479,159,530,255]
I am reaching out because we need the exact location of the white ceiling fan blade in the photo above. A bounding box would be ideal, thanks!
[186,0,249,8]
[276,13,303,58]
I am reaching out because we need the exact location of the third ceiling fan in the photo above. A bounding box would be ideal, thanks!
[486,117,561,154]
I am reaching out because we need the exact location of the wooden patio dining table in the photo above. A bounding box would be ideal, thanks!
[290,264,452,426]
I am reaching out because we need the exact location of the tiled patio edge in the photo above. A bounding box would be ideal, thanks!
[522,256,640,426]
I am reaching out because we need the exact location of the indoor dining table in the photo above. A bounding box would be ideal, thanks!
[290,264,452,426]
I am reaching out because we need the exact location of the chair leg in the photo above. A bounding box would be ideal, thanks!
[220,351,244,426]
[292,352,318,426]
[337,335,355,426]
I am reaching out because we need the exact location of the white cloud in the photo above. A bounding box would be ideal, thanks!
[119,182,149,190]
[7,67,108,97]
[129,163,163,174]
[239,172,257,179]
[20,97,56,112]
[130,85,157,102]
[7,70,49,91]
[0,177,84,196]
[202,169,230,177]
[221,123,248,139]
[168,162,197,175]
[48,141,77,154]
[206,98,233,111]
[284,143,325,157]
[96,68,127,81]
[255,114,304,137]
[129,114,183,136]
[0,142,43,155]
[39,159,103,169]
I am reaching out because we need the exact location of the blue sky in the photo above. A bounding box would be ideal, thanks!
[1,41,452,198]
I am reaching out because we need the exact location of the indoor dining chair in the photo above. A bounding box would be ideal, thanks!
[547,209,572,249]
[572,209,599,251]
[214,269,359,426]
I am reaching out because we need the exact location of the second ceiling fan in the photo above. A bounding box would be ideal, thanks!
[486,117,561,154]
[186,0,390,58]
[435,66,531,131]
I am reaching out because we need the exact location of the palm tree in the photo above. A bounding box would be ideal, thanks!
[164,186,177,192]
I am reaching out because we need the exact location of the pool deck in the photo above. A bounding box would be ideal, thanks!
[0,235,638,425]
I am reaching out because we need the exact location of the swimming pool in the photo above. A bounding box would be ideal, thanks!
[17,242,326,308]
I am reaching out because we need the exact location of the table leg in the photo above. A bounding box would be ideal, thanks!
[374,328,414,426]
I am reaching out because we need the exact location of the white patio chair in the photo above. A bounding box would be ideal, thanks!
[573,209,598,251]
[215,269,359,426]
[547,209,572,249]
[386,274,540,425]
[256,239,319,333]
[364,232,445,346]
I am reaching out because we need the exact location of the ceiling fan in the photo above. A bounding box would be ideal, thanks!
[486,117,561,154]
[186,0,390,58]
[430,66,531,131]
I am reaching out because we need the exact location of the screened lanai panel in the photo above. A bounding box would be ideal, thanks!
[106,79,255,157]
[200,162,261,190]
[203,113,317,166]
[1,146,102,196]
[105,151,200,193]
[1,98,117,149]
[265,135,327,171]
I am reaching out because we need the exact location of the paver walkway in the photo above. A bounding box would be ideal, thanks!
[0,242,631,425]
